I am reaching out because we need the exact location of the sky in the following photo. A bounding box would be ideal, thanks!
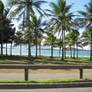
[2,0,90,30]
[2,0,90,28]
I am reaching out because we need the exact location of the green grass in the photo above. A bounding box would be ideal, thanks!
[0,55,91,63]
[65,57,90,62]
[0,78,92,83]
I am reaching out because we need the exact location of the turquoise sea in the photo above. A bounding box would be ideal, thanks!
[2,45,90,57]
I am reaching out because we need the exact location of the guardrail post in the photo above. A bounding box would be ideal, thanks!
[25,67,28,81]
[80,68,83,79]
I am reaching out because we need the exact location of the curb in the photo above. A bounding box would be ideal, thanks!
[0,82,92,89]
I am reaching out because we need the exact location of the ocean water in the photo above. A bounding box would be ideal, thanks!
[2,45,90,57]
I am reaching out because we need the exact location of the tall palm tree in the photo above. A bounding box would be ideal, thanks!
[31,15,46,57]
[14,31,24,56]
[8,0,46,57]
[47,0,74,60]
[66,30,80,58]
[44,32,56,58]
[78,0,92,60]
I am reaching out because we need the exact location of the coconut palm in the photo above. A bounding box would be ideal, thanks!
[14,31,24,56]
[31,15,46,57]
[78,0,92,60]
[47,0,74,60]
[8,0,46,57]
[66,29,80,58]
[44,32,56,58]
[55,38,63,57]
[81,30,90,51]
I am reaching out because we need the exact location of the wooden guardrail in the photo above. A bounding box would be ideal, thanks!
[0,64,92,81]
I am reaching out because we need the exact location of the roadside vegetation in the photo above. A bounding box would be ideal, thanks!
[0,0,92,62]
[0,55,91,64]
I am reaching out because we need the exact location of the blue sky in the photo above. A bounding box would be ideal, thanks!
[2,0,90,12]
[2,0,91,32]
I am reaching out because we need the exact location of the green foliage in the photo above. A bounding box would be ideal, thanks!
[0,55,91,63]
[0,0,4,14]
[81,30,90,46]
[0,78,92,83]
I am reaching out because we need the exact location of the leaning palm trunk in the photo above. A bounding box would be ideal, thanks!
[90,32,92,60]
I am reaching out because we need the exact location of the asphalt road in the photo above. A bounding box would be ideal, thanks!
[0,88,92,92]
[0,73,92,80]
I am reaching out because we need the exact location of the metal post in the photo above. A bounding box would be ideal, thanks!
[25,68,28,81]
[80,68,83,79]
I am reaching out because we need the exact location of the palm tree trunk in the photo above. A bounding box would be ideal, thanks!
[28,43,31,57]
[73,44,75,58]
[59,46,61,57]
[1,43,3,56]
[36,42,38,57]
[20,44,22,56]
[51,41,53,58]
[77,43,78,58]
[64,31,66,59]
[90,32,92,60]
[10,42,12,56]
[35,32,38,57]
[6,43,7,56]
[1,30,3,56]
[26,0,31,57]
[39,43,41,56]
[62,30,64,61]
[70,45,72,58]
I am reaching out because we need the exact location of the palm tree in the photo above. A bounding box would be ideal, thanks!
[66,33,73,58]
[24,28,33,57]
[78,0,92,60]
[14,31,24,56]
[31,15,46,57]
[47,0,74,60]
[8,0,46,57]
[81,30,90,51]
[44,32,56,58]
[55,38,62,57]
[66,30,80,58]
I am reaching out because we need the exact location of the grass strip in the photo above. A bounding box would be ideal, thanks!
[0,55,91,63]
[0,78,92,83]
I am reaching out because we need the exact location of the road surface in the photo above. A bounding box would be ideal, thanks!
[0,69,92,80]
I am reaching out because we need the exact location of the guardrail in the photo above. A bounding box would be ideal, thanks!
[0,64,92,81]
